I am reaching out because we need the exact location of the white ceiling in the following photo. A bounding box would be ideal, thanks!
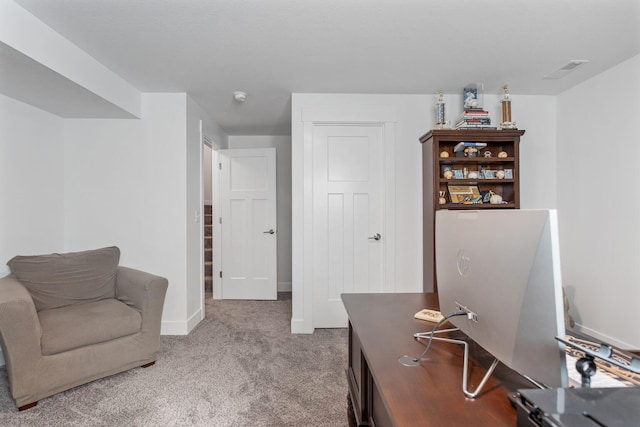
[10,0,640,135]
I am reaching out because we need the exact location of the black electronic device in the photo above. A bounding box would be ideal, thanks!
[556,336,640,388]
[510,387,640,427]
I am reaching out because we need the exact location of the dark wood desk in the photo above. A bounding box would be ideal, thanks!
[342,293,533,427]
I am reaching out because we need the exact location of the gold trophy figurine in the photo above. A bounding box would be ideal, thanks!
[500,84,517,129]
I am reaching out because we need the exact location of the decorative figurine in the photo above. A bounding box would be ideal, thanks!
[439,191,446,205]
[436,90,446,129]
[500,84,517,129]
[443,170,453,180]
[489,192,503,204]
[464,147,478,157]
[496,170,506,179]
[467,171,479,179]
[440,151,449,158]
[483,150,492,158]
[498,151,508,158]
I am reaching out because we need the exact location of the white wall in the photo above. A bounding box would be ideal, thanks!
[291,93,559,332]
[64,93,192,334]
[0,94,65,276]
[0,0,141,118]
[228,135,293,290]
[557,54,640,349]
[0,94,63,366]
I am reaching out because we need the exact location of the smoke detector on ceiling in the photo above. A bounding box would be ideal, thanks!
[233,91,247,102]
[544,60,590,79]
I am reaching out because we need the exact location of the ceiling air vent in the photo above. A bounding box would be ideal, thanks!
[544,60,590,79]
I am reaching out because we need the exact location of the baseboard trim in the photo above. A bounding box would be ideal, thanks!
[186,308,202,333]
[573,322,636,350]
[161,320,188,335]
[291,318,313,334]
[161,309,202,335]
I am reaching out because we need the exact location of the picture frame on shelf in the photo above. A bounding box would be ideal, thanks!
[483,170,496,179]
[504,169,513,179]
[447,185,481,204]
[453,169,464,179]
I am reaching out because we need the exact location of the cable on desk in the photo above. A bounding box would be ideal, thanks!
[411,312,468,363]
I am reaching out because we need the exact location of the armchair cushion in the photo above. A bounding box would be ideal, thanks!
[38,298,142,356]
[7,247,120,311]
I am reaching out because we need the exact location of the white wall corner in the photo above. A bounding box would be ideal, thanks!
[187,308,203,333]
[290,318,313,334]
[278,281,292,292]
[161,307,203,335]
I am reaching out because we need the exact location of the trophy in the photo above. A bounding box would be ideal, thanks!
[436,90,446,129]
[500,84,517,129]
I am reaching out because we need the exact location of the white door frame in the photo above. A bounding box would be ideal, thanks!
[201,130,220,311]
[211,142,222,300]
[292,105,397,333]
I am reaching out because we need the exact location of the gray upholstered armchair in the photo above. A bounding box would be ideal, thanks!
[0,247,168,410]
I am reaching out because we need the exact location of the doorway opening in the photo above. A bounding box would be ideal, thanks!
[203,136,217,301]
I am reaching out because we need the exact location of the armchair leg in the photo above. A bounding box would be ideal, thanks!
[141,361,155,368]
[18,402,37,411]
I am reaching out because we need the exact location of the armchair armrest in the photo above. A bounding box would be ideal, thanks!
[0,275,43,400]
[115,267,168,345]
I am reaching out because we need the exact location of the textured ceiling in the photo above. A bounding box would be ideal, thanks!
[11,0,640,135]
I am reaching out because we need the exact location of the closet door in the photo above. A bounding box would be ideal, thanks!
[312,125,385,327]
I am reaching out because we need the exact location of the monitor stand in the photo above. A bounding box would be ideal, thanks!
[398,328,499,399]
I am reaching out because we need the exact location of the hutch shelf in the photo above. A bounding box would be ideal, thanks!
[420,129,525,291]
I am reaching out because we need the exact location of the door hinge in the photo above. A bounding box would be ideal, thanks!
[219,163,222,170]
[219,271,222,278]
[219,217,222,224]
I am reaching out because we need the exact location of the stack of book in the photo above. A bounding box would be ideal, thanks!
[455,108,494,129]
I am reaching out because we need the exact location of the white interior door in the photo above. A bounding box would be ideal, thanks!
[312,125,384,327]
[220,148,277,300]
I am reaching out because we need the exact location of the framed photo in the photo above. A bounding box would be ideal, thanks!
[483,170,496,179]
[463,87,477,109]
[453,169,464,179]
[448,185,481,204]
[504,169,513,179]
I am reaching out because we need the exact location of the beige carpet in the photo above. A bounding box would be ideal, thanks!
[0,293,349,426]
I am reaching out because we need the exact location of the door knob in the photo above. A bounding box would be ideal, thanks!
[368,233,381,241]
[263,229,276,234]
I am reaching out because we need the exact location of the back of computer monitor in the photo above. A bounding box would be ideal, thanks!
[436,209,568,388]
